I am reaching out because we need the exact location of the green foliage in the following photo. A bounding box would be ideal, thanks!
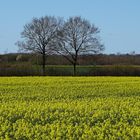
[0,77,140,139]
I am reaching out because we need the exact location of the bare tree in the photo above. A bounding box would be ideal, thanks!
[55,16,104,76]
[16,16,62,75]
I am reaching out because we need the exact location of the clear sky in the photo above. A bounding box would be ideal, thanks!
[0,0,140,54]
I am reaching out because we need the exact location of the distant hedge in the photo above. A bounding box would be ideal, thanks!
[46,65,140,76]
[0,63,41,76]
[1,63,140,76]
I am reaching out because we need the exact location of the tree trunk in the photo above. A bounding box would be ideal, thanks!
[73,63,76,76]
[42,52,46,76]
[73,51,78,76]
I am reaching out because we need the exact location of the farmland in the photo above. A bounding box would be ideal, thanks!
[0,77,140,139]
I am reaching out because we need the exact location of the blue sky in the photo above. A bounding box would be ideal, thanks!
[0,0,140,54]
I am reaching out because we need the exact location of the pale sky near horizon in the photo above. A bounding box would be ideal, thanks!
[0,0,140,54]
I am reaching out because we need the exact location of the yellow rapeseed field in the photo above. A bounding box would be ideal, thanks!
[0,77,140,139]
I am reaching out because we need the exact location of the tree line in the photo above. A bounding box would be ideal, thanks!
[16,16,104,76]
[1,53,140,65]
[1,53,140,76]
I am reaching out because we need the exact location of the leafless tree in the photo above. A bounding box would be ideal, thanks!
[16,16,62,75]
[55,16,104,76]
